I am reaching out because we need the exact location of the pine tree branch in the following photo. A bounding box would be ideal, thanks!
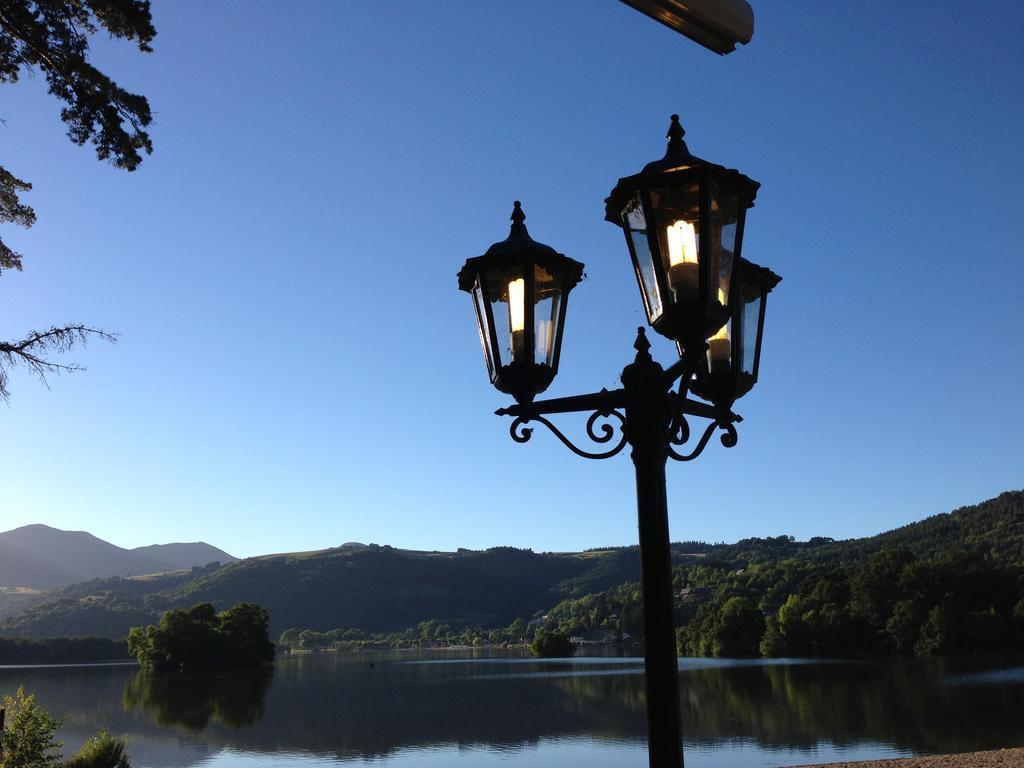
[0,325,117,400]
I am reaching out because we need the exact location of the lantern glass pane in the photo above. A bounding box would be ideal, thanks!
[741,293,763,377]
[534,263,562,368]
[621,193,663,323]
[471,277,496,379]
[710,183,741,314]
[647,178,702,309]
[483,263,526,368]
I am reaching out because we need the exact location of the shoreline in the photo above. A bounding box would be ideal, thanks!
[790,748,1024,768]
[0,659,134,670]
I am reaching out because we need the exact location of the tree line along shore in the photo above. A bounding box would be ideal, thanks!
[2,492,1023,664]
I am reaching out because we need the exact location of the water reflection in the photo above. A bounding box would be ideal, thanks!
[0,653,1021,768]
[123,668,273,729]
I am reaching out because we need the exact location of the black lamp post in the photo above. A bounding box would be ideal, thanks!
[457,116,781,768]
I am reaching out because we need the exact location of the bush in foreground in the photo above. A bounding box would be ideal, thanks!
[1,687,62,768]
[63,731,130,768]
[0,689,130,768]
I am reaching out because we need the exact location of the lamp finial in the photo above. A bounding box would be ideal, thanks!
[511,200,525,226]
[665,114,688,159]
[668,114,685,140]
[633,327,652,362]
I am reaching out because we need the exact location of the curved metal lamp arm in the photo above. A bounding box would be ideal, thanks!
[667,419,738,462]
[494,334,741,463]
[510,409,628,460]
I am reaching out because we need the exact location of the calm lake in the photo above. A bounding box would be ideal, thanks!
[2,652,1024,768]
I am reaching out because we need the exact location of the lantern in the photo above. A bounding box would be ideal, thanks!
[685,257,781,406]
[605,115,760,349]
[457,202,585,403]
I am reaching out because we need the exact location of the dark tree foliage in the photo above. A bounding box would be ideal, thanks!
[683,547,1023,658]
[127,602,275,670]
[0,165,34,273]
[680,597,764,657]
[0,594,158,639]
[0,635,128,664]
[533,494,1024,659]
[530,628,574,658]
[0,0,155,398]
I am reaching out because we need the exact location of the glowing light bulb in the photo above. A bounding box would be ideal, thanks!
[666,220,698,302]
[707,292,731,372]
[666,220,698,266]
[508,278,526,360]
[508,278,526,331]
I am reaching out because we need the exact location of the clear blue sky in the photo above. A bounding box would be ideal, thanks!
[2,1,1022,558]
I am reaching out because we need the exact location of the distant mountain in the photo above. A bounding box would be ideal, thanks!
[130,542,237,572]
[0,524,237,589]
[1,491,1020,641]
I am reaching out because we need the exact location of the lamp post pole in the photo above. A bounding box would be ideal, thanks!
[623,332,684,768]
[494,333,732,768]
[457,116,781,768]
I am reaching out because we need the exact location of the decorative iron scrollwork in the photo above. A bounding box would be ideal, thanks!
[498,333,741,463]
[667,419,738,462]
[670,411,691,446]
[718,420,739,449]
[509,408,628,460]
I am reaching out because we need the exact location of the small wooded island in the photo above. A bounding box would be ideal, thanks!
[127,603,274,669]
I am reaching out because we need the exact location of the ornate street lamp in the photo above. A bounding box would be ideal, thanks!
[457,201,585,404]
[604,114,760,350]
[685,256,781,408]
[458,116,780,768]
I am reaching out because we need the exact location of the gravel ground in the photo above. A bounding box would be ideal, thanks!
[789,748,1024,768]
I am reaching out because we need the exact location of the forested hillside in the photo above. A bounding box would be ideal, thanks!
[0,546,653,640]
[2,491,1021,660]
[823,491,1024,565]
[555,492,1024,658]
[708,491,1024,567]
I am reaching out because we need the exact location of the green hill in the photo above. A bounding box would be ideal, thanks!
[2,491,1021,648]
[0,545,652,640]
[705,491,1024,567]
[825,491,1024,564]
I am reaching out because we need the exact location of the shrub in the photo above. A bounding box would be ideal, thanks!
[63,731,131,768]
[0,687,62,768]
